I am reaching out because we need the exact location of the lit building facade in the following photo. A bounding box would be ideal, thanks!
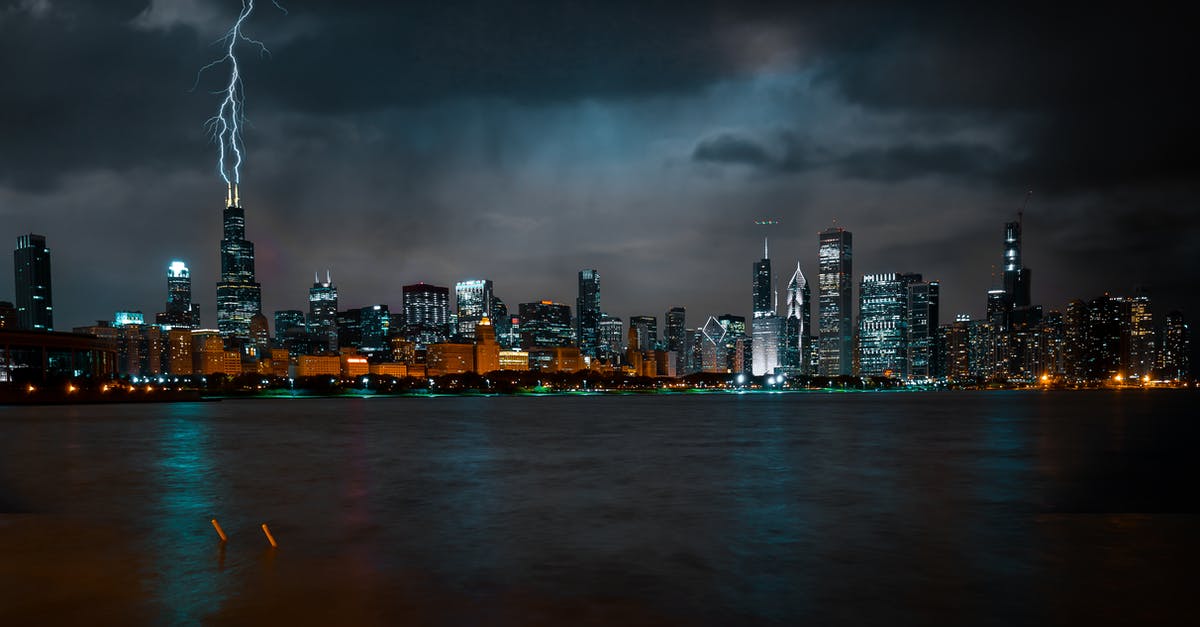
[14,233,53,331]
[576,269,602,356]
[598,314,624,361]
[403,283,450,348]
[818,227,853,375]
[907,280,940,379]
[858,273,921,378]
[215,192,262,343]
[751,238,781,376]
[519,301,573,348]
[629,315,657,353]
[782,262,811,373]
[455,279,493,341]
[309,272,338,353]
[156,260,200,329]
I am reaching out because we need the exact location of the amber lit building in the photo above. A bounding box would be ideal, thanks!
[474,318,500,374]
[427,343,474,376]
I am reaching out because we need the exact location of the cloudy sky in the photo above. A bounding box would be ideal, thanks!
[1,0,1196,333]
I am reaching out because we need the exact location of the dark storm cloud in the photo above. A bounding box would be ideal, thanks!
[1,0,1197,338]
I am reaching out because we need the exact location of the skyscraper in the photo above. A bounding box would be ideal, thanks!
[518,301,574,348]
[664,307,686,352]
[13,233,53,331]
[455,279,493,340]
[629,315,657,353]
[818,227,853,376]
[359,304,391,352]
[1003,219,1031,308]
[598,314,624,361]
[215,188,262,343]
[308,272,339,353]
[751,238,781,376]
[576,269,602,356]
[1159,311,1190,381]
[403,283,451,348]
[782,262,810,372]
[858,273,921,377]
[273,310,306,339]
[156,260,200,329]
[907,280,940,378]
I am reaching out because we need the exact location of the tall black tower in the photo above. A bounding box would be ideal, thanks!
[216,184,262,343]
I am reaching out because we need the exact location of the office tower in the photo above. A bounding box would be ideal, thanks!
[1084,294,1123,381]
[858,273,921,377]
[519,301,574,348]
[783,262,810,371]
[818,227,853,375]
[359,305,391,352]
[249,312,270,357]
[489,296,509,340]
[336,308,362,349]
[1038,310,1067,379]
[907,280,940,378]
[1125,292,1155,379]
[167,329,193,375]
[1063,300,1088,381]
[699,316,728,373]
[274,310,306,339]
[309,272,339,353]
[753,238,773,317]
[1003,219,1031,308]
[943,315,971,381]
[154,260,201,330]
[0,301,17,329]
[455,279,493,341]
[665,307,686,352]
[14,233,53,331]
[598,314,624,360]
[473,317,501,374]
[576,269,602,356]
[1159,310,1190,381]
[630,315,658,352]
[215,189,262,343]
[718,314,747,373]
[403,283,450,348]
[751,238,781,376]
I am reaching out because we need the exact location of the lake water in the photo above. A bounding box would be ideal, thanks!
[2,391,1198,625]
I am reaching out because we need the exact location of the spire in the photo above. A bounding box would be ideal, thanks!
[314,271,319,284]
[233,183,240,207]
[326,269,332,285]
[764,236,769,260]
[226,182,233,207]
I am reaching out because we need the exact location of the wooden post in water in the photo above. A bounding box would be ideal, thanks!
[261,523,278,548]
[211,519,228,542]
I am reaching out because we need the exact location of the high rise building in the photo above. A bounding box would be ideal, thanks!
[156,260,200,330]
[907,280,940,379]
[782,262,811,372]
[1159,310,1190,381]
[274,310,306,339]
[664,307,686,352]
[519,301,574,348]
[629,315,657,353]
[215,189,262,343]
[751,238,781,376]
[576,269,602,356]
[1125,292,1155,379]
[359,305,391,352]
[337,308,362,349]
[455,279,493,341]
[309,272,338,353]
[700,316,728,373]
[14,233,53,331]
[818,227,853,376]
[403,283,451,348]
[858,273,921,377]
[1003,219,1031,308]
[598,314,624,361]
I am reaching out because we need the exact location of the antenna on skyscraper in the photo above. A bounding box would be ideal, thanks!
[1019,189,1032,227]
[754,218,780,259]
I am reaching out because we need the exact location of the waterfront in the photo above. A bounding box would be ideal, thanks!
[2,391,1197,625]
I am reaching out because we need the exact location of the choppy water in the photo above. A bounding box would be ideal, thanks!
[2,391,1198,625]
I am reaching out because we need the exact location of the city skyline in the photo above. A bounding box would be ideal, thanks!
[1,2,1196,335]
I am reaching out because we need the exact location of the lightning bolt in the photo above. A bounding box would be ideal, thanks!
[193,0,286,205]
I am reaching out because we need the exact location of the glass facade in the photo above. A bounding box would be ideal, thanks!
[309,273,339,353]
[216,202,262,342]
[14,233,53,331]
[403,283,451,348]
[576,269,601,356]
[818,227,852,376]
[857,273,920,378]
[455,279,493,340]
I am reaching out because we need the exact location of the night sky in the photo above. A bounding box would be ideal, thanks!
[1,1,1196,333]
